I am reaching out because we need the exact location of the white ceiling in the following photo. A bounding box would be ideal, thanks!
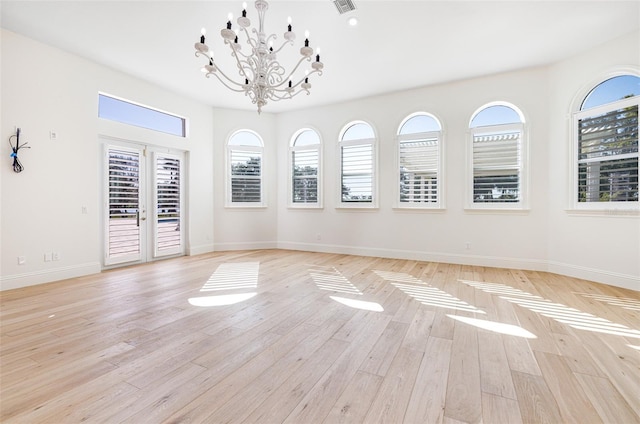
[1,1,638,113]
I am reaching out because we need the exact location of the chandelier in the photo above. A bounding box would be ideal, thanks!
[194,0,324,114]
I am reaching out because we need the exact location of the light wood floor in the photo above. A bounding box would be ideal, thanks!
[1,249,639,423]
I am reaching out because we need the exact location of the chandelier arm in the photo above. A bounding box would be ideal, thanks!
[272,62,320,89]
[206,71,248,93]
[195,50,212,62]
[270,56,313,88]
[227,44,255,82]
[237,26,259,51]
[271,39,294,55]
[269,87,309,101]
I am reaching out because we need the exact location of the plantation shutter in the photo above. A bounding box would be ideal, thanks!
[231,149,262,203]
[107,148,141,262]
[292,148,319,203]
[341,142,373,202]
[472,126,521,203]
[155,154,182,256]
[577,100,639,203]
[399,134,439,203]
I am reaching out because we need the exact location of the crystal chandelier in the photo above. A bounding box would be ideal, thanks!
[194,0,324,114]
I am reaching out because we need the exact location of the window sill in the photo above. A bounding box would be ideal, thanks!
[393,206,446,213]
[225,204,268,209]
[336,203,379,211]
[464,207,530,215]
[565,208,639,218]
[288,205,324,210]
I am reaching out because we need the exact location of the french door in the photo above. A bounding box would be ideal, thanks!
[103,141,185,267]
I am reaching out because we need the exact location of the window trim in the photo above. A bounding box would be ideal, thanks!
[288,128,323,209]
[226,130,266,208]
[395,112,444,210]
[466,102,529,211]
[570,94,639,212]
[337,121,378,209]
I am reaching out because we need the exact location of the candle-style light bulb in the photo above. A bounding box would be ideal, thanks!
[227,13,233,30]
[200,27,206,43]
[287,16,292,32]
[304,30,310,47]
[242,2,247,17]
[316,47,321,62]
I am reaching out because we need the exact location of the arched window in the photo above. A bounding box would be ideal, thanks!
[397,113,443,207]
[290,128,322,207]
[339,121,377,205]
[574,74,639,206]
[227,130,264,206]
[469,103,527,208]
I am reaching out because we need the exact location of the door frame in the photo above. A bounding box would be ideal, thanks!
[101,137,186,268]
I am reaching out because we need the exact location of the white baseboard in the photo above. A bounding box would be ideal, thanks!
[0,262,102,291]
[187,243,215,256]
[277,241,547,271]
[547,261,640,292]
[214,241,278,251]
[278,241,638,291]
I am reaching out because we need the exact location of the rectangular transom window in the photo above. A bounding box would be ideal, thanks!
[98,93,186,137]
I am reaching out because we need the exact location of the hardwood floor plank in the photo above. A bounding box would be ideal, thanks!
[1,250,637,423]
[574,372,640,423]
[362,347,424,423]
[323,371,384,424]
[478,330,517,400]
[511,371,563,424]
[534,350,602,423]
[359,320,409,376]
[481,392,523,424]
[404,336,452,424]
[283,312,392,423]
[444,317,482,423]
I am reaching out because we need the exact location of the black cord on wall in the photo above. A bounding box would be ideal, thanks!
[9,128,30,173]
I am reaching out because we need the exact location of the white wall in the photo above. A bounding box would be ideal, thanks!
[2,27,638,292]
[1,29,215,290]
[275,68,550,271]
[275,32,639,290]
[546,31,640,289]
[211,108,278,250]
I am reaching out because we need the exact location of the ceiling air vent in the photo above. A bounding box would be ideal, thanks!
[333,0,356,14]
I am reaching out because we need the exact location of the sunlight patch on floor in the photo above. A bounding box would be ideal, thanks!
[189,292,257,307]
[447,314,537,338]
[189,262,260,307]
[574,292,640,312]
[330,296,384,312]
[308,265,363,295]
[200,262,260,292]
[461,280,640,339]
[375,271,485,314]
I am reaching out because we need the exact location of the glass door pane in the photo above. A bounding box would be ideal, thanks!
[105,146,144,265]
[154,152,183,257]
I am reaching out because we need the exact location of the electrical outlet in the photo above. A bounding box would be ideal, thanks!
[316,233,321,241]
[49,131,58,140]
[44,253,52,262]
[81,206,88,214]
[52,252,60,261]
[18,256,26,265]
[465,242,471,250]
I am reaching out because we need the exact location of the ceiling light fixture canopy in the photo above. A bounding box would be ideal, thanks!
[194,0,324,114]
